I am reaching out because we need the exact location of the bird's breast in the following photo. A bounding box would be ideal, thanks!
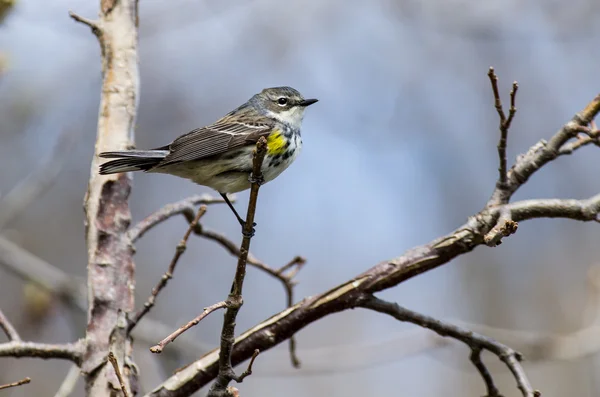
[262,131,302,182]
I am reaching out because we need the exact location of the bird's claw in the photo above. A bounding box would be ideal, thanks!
[238,220,257,238]
[242,224,256,238]
[248,173,264,186]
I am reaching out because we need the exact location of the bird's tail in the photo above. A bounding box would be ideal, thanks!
[98,150,169,174]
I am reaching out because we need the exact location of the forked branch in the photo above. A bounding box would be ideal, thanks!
[360,295,537,397]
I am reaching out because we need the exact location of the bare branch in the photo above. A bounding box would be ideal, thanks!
[68,11,101,36]
[361,295,535,397]
[128,206,207,333]
[484,209,519,247]
[277,255,306,277]
[487,67,506,124]
[470,348,501,397]
[487,89,599,206]
[235,349,259,383]
[127,195,228,242]
[507,81,519,127]
[208,138,268,397]
[558,126,600,155]
[508,195,600,223]
[488,67,519,191]
[0,308,20,341]
[0,377,31,391]
[147,187,600,395]
[108,352,130,397]
[128,191,306,363]
[150,301,227,354]
[53,364,81,397]
[0,340,84,363]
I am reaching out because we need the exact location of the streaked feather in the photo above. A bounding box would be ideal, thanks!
[157,108,275,166]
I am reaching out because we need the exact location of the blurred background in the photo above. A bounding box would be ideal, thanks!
[1,0,600,396]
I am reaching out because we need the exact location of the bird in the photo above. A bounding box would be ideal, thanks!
[98,86,318,233]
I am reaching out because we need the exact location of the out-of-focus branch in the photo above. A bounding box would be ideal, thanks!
[0,129,79,231]
[0,301,83,363]
[0,308,20,341]
[53,364,81,397]
[360,295,536,397]
[0,236,87,310]
[0,340,84,362]
[70,0,140,394]
[0,377,31,391]
[128,206,207,333]
[207,138,267,397]
[147,80,600,397]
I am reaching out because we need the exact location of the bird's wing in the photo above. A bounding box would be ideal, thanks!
[158,112,273,166]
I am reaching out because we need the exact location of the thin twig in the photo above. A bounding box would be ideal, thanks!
[0,308,21,341]
[150,301,228,353]
[361,295,536,397]
[127,195,228,242]
[558,126,600,155]
[277,256,306,276]
[470,348,501,397]
[108,352,130,397]
[128,205,207,333]
[53,364,81,397]
[488,67,518,190]
[487,67,506,124]
[507,81,519,128]
[68,11,101,35]
[208,138,268,396]
[0,377,31,391]
[235,349,260,383]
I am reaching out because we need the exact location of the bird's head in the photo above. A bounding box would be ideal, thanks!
[251,86,318,129]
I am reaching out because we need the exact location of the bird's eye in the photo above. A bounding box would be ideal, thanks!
[277,97,288,106]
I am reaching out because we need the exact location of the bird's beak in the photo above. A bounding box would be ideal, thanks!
[298,98,318,107]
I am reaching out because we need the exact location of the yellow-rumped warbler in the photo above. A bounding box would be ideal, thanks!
[99,86,317,230]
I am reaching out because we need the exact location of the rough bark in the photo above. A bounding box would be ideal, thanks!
[74,0,140,395]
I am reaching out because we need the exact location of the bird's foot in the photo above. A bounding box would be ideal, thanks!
[248,173,264,186]
[238,218,257,238]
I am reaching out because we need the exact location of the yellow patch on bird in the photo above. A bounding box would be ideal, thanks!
[266,130,287,156]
